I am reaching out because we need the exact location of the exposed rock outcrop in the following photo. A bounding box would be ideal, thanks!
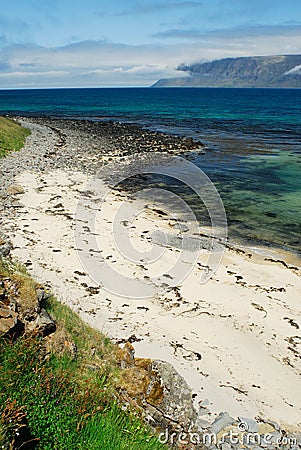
[0,236,56,339]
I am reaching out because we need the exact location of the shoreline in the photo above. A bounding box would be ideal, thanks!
[8,115,301,262]
[1,117,301,431]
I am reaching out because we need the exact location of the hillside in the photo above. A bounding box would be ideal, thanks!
[0,254,172,449]
[152,54,301,88]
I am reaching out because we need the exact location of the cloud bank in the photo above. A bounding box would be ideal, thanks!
[0,23,301,88]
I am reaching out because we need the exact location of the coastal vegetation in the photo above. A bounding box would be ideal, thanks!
[0,117,31,157]
[0,256,167,449]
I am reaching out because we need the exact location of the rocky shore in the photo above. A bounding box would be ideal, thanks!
[0,117,204,219]
[1,117,301,448]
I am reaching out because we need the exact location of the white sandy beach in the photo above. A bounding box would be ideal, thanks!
[4,164,301,431]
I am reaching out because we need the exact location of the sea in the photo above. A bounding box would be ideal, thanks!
[0,87,300,256]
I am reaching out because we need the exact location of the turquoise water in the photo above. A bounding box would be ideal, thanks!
[0,87,300,254]
[193,151,301,251]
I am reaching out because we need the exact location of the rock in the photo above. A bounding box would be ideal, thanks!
[172,222,189,232]
[197,406,210,416]
[114,342,135,368]
[33,308,56,336]
[151,359,196,427]
[6,185,25,195]
[117,363,155,403]
[36,288,47,303]
[195,416,211,429]
[238,416,259,433]
[210,412,236,434]
[268,432,283,444]
[0,236,13,257]
[261,420,281,432]
[292,434,301,445]
[221,443,232,450]
[0,303,18,336]
[35,287,49,312]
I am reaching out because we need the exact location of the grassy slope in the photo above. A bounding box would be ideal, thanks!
[0,116,31,157]
[0,258,167,449]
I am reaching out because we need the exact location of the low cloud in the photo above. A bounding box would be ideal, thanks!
[0,41,186,87]
[1,23,301,88]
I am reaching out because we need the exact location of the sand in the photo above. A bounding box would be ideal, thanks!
[5,164,301,431]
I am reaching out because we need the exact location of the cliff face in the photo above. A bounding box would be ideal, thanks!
[152,54,301,88]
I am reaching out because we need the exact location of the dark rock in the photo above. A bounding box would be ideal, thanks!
[33,308,56,336]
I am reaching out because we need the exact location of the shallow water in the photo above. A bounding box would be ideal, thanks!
[0,87,300,254]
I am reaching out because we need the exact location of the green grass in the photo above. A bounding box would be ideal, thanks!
[0,116,31,157]
[0,423,6,448]
[0,259,168,450]
[0,337,165,449]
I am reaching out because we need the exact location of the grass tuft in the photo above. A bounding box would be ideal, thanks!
[0,116,31,157]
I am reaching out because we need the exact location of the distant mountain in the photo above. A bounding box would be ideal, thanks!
[152,54,301,88]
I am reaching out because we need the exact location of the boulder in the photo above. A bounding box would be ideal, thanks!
[117,354,196,431]
[151,360,196,427]
[210,411,236,434]
[0,303,24,338]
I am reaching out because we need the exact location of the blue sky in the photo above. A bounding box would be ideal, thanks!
[0,0,300,87]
